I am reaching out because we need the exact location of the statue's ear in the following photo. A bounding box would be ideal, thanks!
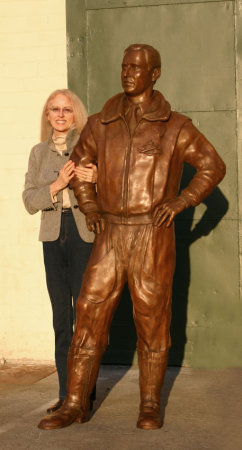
[152,67,161,83]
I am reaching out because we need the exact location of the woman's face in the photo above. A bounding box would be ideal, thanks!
[47,94,75,136]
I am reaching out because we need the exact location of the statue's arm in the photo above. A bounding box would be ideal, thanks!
[153,121,226,227]
[70,120,104,234]
[177,121,226,208]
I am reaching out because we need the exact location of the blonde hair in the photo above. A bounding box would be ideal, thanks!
[40,89,88,142]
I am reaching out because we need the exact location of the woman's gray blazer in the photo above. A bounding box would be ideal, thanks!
[23,128,94,243]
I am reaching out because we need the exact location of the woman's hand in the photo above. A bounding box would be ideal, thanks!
[75,163,98,183]
[50,160,75,199]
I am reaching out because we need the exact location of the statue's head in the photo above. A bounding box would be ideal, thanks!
[121,44,161,98]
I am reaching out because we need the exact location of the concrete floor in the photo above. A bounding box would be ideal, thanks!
[0,364,241,450]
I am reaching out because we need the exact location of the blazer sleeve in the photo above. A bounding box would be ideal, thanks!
[22,146,56,215]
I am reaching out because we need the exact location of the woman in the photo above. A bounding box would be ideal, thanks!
[23,89,97,413]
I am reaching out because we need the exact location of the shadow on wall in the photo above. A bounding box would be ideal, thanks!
[169,163,229,366]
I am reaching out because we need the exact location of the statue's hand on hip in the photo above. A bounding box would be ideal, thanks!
[86,211,105,234]
[153,197,187,227]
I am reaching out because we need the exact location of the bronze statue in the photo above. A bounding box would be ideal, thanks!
[38,44,226,431]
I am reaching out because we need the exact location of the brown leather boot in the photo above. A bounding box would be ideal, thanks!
[136,349,168,430]
[137,401,162,430]
[38,399,89,430]
[38,346,103,430]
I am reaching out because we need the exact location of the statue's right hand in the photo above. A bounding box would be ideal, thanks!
[86,212,105,234]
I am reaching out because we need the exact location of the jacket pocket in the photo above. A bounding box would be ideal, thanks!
[136,139,162,156]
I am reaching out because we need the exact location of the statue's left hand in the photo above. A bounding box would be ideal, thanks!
[153,197,187,227]
[86,211,105,234]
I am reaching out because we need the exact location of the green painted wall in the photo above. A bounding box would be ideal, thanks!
[66,0,242,368]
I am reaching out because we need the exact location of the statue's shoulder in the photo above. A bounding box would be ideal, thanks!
[170,110,191,123]
[168,110,192,130]
[102,92,123,110]
[86,93,124,127]
[101,93,124,123]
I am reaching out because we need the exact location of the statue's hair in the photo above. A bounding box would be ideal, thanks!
[40,89,88,142]
[124,44,161,70]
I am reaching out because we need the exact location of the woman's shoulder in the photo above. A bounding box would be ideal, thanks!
[30,140,49,156]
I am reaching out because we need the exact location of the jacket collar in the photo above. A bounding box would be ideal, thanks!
[48,127,79,152]
[101,90,171,124]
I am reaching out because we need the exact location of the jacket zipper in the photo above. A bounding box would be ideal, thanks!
[122,118,135,217]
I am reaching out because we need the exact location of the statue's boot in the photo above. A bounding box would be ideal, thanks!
[136,349,168,430]
[38,346,103,430]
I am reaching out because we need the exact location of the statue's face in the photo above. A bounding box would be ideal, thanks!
[121,50,154,97]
